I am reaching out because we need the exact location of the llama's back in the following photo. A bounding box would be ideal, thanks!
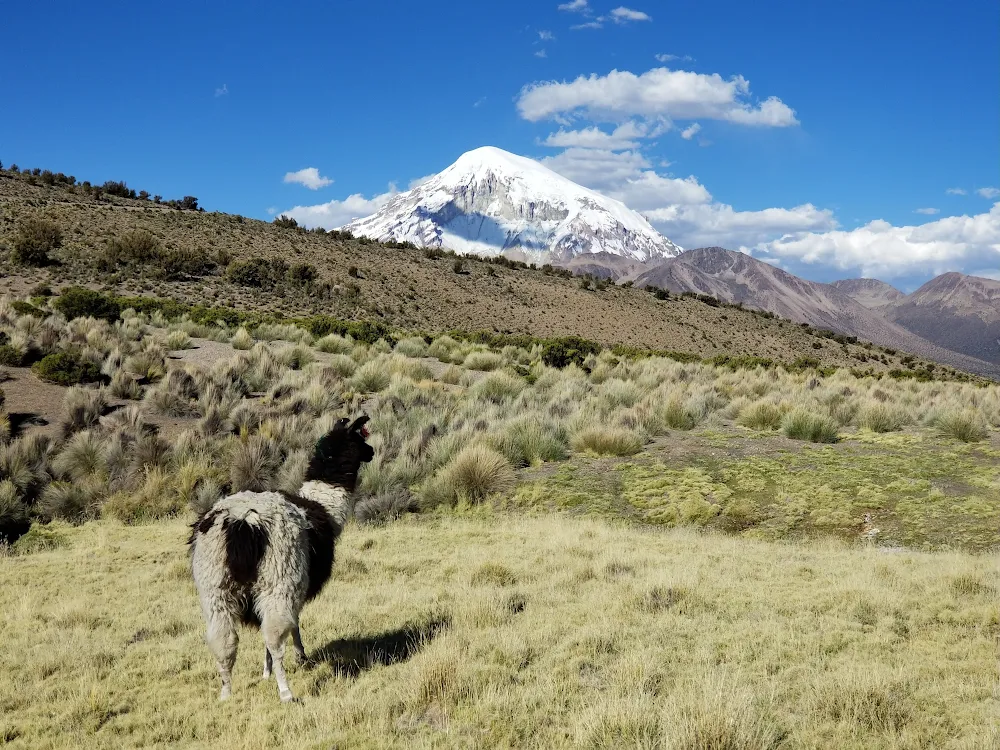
[190,491,310,625]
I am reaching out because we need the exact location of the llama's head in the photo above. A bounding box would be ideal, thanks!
[304,415,374,491]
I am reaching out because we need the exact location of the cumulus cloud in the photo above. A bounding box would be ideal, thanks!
[558,0,588,10]
[539,120,667,150]
[977,187,1000,199]
[538,30,555,41]
[915,207,939,215]
[680,123,701,140]
[946,187,967,195]
[517,67,798,127]
[754,204,1000,279]
[610,7,651,23]
[535,49,548,58]
[648,203,838,250]
[283,167,333,190]
[280,187,398,229]
[542,147,652,189]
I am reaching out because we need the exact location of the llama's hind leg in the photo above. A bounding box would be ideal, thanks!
[205,614,238,700]
[291,625,307,665]
[261,614,296,702]
[262,646,273,680]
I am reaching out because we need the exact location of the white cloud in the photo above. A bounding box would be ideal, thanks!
[542,147,652,189]
[541,146,712,209]
[969,268,1000,281]
[535,49,548,58]
[558,0,588,10]
[680,123,701,140]
[283,167,333,190]
[571,20,604,29]
[649,203,837,249]
[914,207,939,215]
[214,84,228,97]
[655,53,693,63]
[473,96,487,108]
[611,7,651,23]
[946,187,967,195]
[539,120,667,150]
[517,67,798,127]
[538,30,555,41]
[408,174,434,190]
[754,204,1000,279]
[977,187,1000,199]
[280,187,399,229]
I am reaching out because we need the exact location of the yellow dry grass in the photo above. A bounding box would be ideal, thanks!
[2,514,998,749]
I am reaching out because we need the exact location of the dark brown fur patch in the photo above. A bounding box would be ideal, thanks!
[281,492,341,601]
[223,517,270,586]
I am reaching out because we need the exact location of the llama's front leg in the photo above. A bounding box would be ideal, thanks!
[262,646,273,680]
[262,616,296,703]
[291,625,307,665]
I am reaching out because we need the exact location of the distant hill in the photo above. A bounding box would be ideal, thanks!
[884,272,1000,365]
[633,247,1000,378]
[830,278,905,310]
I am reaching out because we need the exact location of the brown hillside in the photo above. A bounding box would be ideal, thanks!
[0,170,971,376]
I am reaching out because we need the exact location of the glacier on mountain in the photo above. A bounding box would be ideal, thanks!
[341,146,682,263]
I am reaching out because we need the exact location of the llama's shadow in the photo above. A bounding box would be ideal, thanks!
[309,615,450,678]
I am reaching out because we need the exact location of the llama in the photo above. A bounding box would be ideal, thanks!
[188,414,374,702]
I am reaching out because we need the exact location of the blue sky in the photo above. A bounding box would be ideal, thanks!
[2,0,998,289]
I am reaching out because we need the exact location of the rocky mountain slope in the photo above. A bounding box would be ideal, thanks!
[342,146,682,264]
[830,278,905,310]
[883,272,1000,365]
[633,247,1000,378]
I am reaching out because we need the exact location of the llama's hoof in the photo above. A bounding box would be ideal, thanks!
[261,671,272,681]
[279,688,295,703]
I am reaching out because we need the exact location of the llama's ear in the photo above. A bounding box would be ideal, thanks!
[333,417,350,431]
[349,415,370,436]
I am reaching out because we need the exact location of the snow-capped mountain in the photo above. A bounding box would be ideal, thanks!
[341,146,682,263]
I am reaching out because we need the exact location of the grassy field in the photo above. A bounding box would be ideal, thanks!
[2,515,999,749]
[1,286,999,748]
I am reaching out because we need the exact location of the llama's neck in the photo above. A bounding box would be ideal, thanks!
[299,480,354,528]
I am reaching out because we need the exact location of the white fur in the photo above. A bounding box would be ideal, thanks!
[189,481,354,702]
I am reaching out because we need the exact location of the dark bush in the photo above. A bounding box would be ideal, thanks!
[286,263,317,285]
[226,257,289,288]
[12,216,62,266]
[32,352,102,385]
[11,300,44,317]
[102,229,161,268]
[52,287,122,322]
[541,335,603,369]
[0,345,26,367]
[157,248,215,280]
[273,215,299,229]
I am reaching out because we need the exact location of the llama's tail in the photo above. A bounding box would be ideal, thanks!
[222,512,269,585]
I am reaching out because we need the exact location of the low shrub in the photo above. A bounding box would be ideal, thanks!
[571,427,643,456]
[12,216,61,266]
[737,401,784,430]
[52,287,122,323]
[935,409,988,443]
[421,444,515,508]
[32,352,102,386]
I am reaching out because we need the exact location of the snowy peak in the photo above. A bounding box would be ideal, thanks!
[342,146,682,263]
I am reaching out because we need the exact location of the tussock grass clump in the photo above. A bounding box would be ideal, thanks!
[103,467,185,523]
[275,344,315,370]
[571,427,643,456]
[229,434,281,492]
[782,408,839,443]
[163,330,192,351]
[463,351,504,372]
[737,400,784,430]
[230,327,254,350]
[814,670,911,734]
[472,371,526,403]
[489,418,567,467]
[38,480,104,523]
[857,401,907,433]
[663,396,698,430]
[470,562,518,587]
[394,336,429,358]
[421,444,515,508]
[934,409,988,442]
[315,333,354,354]
[349,361,391,393]
[62,387,107,434]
